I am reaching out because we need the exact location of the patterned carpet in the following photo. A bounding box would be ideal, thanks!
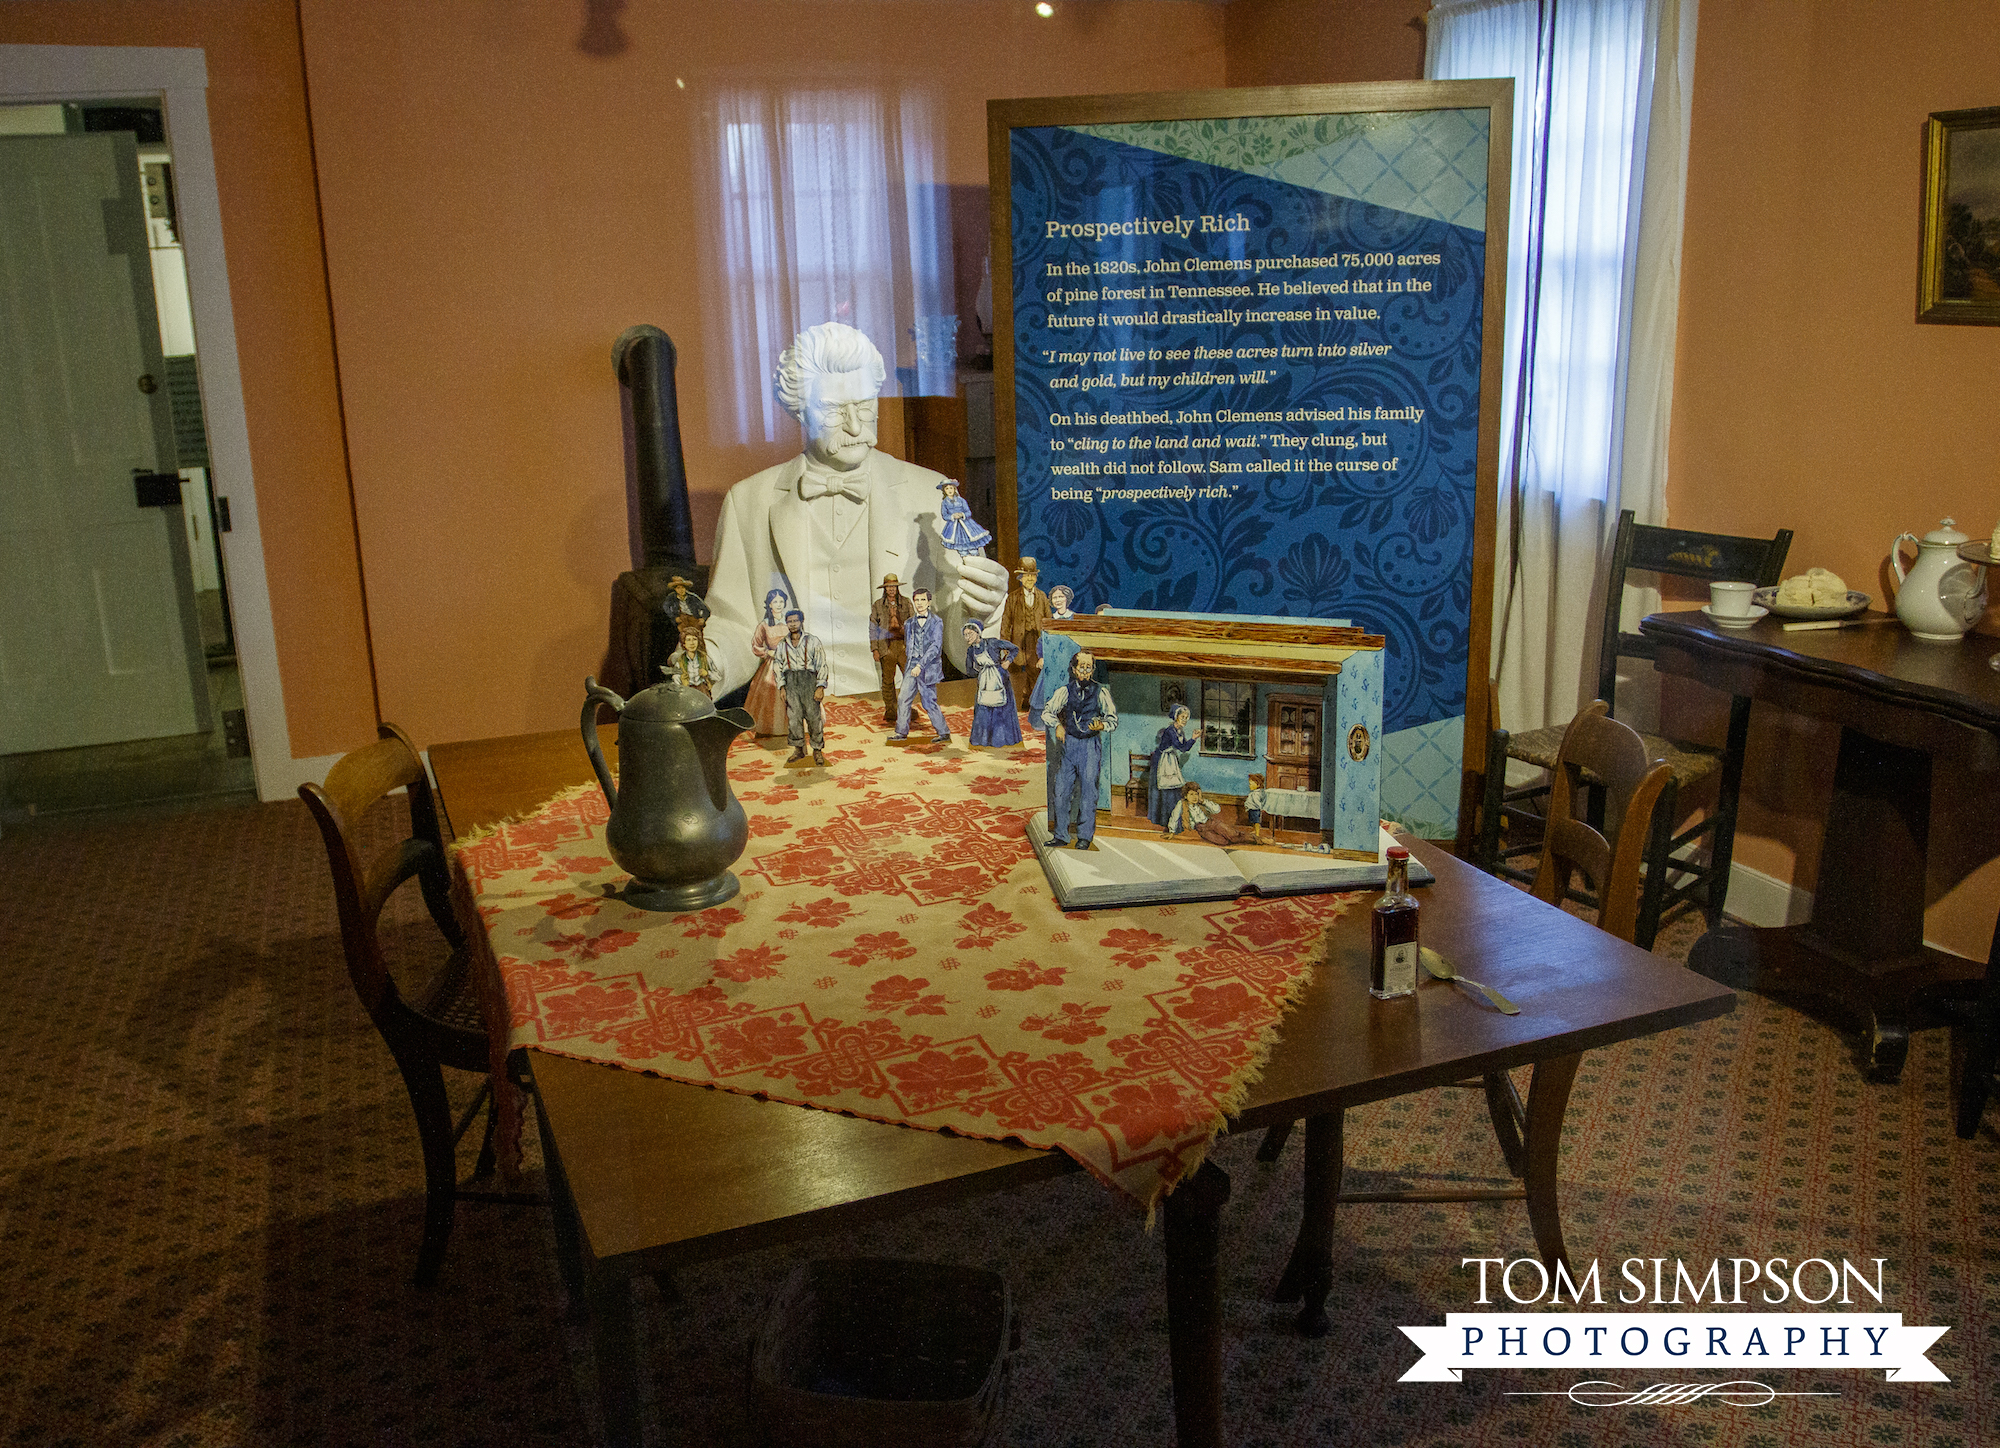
[1,797,1992,1447]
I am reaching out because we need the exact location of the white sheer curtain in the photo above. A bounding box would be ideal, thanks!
[703,85,951,446]
[1429,0,1698,734]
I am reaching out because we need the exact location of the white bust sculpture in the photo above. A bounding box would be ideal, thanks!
[703,323,1008,697]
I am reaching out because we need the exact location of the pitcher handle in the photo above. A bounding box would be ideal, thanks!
[581,676,625,810]
[1891,532,1920,584]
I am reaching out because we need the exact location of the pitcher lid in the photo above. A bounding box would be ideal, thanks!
[1922,518,1970,545]
[621,674,722,725]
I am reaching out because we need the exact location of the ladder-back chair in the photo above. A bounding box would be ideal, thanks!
[1466,509,1791,932]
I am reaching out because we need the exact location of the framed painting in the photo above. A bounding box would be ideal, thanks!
[1918,106,2000,325]
[988,81,1512,835]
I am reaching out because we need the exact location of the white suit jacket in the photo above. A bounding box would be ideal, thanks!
[705,451,989,697]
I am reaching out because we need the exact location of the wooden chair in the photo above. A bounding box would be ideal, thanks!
[1263,705,1676,1333]
[1124,752,1151,814]
[300,723,536,1289]
[1463,509,1791,932]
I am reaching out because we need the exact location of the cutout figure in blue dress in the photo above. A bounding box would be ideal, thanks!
[962,622,1022,747]
[936,479,993,557]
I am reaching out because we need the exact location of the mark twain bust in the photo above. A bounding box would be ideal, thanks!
[703,323,1008,697]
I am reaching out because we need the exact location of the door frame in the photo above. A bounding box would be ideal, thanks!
[0,44,297,799]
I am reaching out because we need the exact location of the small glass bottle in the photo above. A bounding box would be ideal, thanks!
[1370,845,1419,1000]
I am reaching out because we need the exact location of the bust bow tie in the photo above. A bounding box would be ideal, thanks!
[797,467,870,503]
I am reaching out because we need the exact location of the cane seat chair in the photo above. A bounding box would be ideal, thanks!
[1467,509,1791,933]
[300,723,536,1288]
[1262,705,1676,1331]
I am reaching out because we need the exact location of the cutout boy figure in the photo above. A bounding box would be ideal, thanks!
[1040,649,1117,849]
[893,587,951,744]
[662,574,710,624]
[868,573,914,725]
[774,608,829,766]
[666,617,719,696]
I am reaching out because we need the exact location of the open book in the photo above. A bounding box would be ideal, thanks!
[1025,816,1434,911]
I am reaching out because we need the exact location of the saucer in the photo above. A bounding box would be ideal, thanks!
[1701,603,1768,628]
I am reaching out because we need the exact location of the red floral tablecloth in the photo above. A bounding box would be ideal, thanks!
[452,698,1356,1208]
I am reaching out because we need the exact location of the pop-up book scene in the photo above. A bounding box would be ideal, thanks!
[1024,608,1425,909]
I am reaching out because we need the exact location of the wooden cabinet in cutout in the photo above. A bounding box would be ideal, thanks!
[1266,694,1322,794]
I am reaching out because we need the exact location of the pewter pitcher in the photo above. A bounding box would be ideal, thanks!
[581,675,754,912]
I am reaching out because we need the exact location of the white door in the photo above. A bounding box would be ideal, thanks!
[0,131,208,753]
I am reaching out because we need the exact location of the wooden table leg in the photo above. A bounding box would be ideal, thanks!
[1955,907,2000,1139]
[1522,1053,1580,1275]
[590,1272,642,1448]
[1163,1159,1232,1448]
[530,1079,590,1319]
[1690,727,1952,1082]
[1273,1110,1343,1337]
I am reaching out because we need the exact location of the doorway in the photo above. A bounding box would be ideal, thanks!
[0,44,294,828]
[0,97,253,824]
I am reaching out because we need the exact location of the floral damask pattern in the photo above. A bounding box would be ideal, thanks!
[454,716,1356,1207]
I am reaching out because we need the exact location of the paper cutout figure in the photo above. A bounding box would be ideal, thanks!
[892,588,951,744]
[666,616,719,696]
[869,573,914,725]
[1040,649,1117,848]
[773,608,829,766]
[937,479,993,557]
[962,622,1022,747]
[743,588,790,736]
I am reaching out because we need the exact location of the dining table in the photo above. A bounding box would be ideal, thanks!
[428,693,1735,1447]
[1639,608,2000,1082]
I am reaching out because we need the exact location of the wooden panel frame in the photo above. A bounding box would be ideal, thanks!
[987,80,1513,813]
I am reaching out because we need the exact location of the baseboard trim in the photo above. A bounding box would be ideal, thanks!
[256,751,341,801]
[1724,860,1814,928]
[1722,860,1981,962]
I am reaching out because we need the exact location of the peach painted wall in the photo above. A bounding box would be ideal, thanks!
[295,0,1229,745]
[1667,0,2000,959]
[1226,0,1428,88]
[0,1,376,761]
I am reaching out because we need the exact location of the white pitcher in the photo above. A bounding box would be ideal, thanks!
[1891,518,1986,641]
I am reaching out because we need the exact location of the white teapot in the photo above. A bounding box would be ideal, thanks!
[1891,518,1987,641]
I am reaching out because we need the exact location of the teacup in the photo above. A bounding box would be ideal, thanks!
[1709,581,1756,618]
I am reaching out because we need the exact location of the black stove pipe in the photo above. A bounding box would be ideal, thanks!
[613,324,697,571]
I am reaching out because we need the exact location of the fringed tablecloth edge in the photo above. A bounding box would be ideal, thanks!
[446,780,606,1184]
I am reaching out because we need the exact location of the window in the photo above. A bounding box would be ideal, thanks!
[1200,681,1254,758]
[704,85,952,445]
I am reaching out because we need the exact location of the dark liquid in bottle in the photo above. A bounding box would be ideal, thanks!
[1370,849,1418,999]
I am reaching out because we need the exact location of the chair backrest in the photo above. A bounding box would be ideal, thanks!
[1529,701,1676,945]
[299,723,464,1027]
[1596,509,1792,713]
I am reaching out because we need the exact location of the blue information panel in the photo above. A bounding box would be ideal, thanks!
[1002,105,1500,833]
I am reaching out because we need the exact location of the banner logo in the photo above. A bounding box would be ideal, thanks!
[1398,1258,1950,1402]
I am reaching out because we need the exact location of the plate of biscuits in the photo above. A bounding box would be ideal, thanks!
[1754,568,1870,620]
